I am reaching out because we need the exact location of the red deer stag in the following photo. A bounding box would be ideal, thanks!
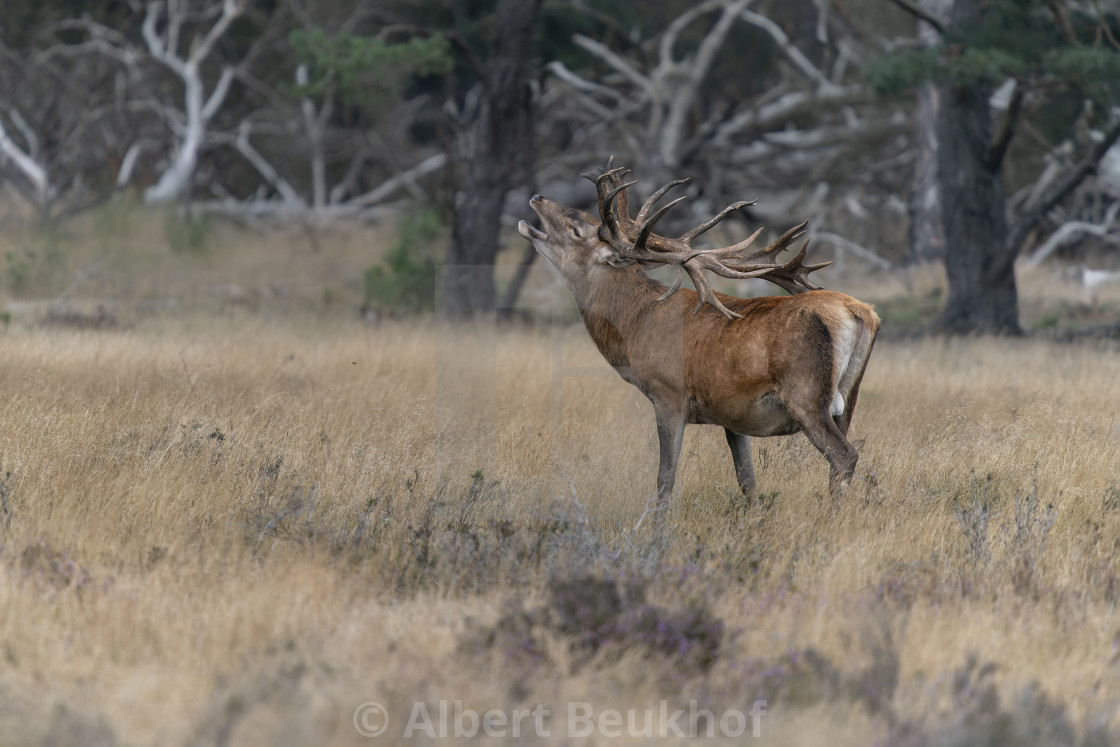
[517,162,879,515]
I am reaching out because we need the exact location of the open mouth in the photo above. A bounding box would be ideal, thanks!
[518,220,546,240]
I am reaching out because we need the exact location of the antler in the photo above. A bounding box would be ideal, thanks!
[579,160,831,319]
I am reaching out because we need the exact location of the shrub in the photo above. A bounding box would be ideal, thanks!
[363,210,443,314]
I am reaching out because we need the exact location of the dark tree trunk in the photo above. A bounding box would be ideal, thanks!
[934,78,1021,334]
[441,0,542,319]
[932,0,1021,335]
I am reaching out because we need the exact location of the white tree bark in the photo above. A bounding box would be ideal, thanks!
[141,0,245,205]
[0,110,50,207]
[1022,201,1120,267]
[296,64,333,210]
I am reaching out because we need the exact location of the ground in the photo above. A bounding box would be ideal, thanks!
[0,200,1119,745]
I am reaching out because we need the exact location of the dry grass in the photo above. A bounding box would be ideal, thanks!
[1,314,1119,746]
[2,206,1120,745]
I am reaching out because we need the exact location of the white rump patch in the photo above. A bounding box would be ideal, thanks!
[829,320,857,418]
[833,314,874,417]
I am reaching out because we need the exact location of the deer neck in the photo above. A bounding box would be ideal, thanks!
[570,265,668,369]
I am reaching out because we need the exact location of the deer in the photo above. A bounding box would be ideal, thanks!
[517,162,879,520]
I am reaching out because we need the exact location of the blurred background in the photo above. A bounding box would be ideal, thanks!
[1,0,1120,335]
[5,6,1120,743]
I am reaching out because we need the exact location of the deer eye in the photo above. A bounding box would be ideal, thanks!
[566,222,581,238]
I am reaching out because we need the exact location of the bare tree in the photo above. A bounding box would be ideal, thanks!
[137,0,248,204]
[907,0,950,263]
[0,18,145,217]
[540,0,896,230]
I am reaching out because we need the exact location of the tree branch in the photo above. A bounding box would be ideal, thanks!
[0,112,50,205]
[189,0,247,67]
[812,230,895,269]
[657,0,726,67]
[572,34,657,101]
[1022,201,1120,268]
[712,85,866,145]
[231,121,306,207]
[737,7,838,89]
[1006,120,1120,262]
[545,60,624,103]
[346,153,448,208]
[987,80,1023,169]
[884,0,945,34]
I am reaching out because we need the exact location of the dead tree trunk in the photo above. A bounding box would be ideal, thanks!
[441,0,542,319]
[908,0,951,263]
[909,84,943,263]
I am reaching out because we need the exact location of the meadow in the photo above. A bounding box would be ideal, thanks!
[1,204,1119,745]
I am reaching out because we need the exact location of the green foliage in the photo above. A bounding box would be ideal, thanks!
[1044,45,1120,109]
[2,230,68,298]
[864,48,939,96]
[290,29,453,109]
[1033,313,1060,329]
[363,210,444,314]
[864,40,1028,94]
[949,0,1057,62]
[948,47,1027,88]
[866,0,1120,107]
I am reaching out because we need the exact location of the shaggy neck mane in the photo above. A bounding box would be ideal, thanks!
[571,265,669,370]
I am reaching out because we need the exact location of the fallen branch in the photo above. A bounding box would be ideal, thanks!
[346,152,448,208]
[1022,202,1120,268]
[812,230,895,270]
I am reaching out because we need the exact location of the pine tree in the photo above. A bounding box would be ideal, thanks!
[868,0,1120,334]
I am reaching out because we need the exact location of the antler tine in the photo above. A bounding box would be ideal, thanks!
[602,178,638,240]
[681,199,756,241]
[656,266,686,301]
[634,195,689,251]
[762,219,809,253]
[585,163,826,312]
[762,240,834,295]
[721,226,766,255]
[635,178,691,224]
[604,179,639,213]
[683,263,741,319]
[580,164,634,241]
[579,167,627,185]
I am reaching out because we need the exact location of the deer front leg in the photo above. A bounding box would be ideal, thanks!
[724,429,757,495]
[634,401,687,531]
[654,405,687,501]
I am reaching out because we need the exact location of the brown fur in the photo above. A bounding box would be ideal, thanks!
[519,195,880,512]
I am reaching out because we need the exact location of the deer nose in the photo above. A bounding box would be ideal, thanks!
[530,194,543,203]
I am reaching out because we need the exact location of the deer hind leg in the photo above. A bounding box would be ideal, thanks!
[835,377,863,436]
[788,398,859,494]
[724,429,757,495]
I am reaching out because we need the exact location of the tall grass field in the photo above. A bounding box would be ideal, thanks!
[1,204,1119,745]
